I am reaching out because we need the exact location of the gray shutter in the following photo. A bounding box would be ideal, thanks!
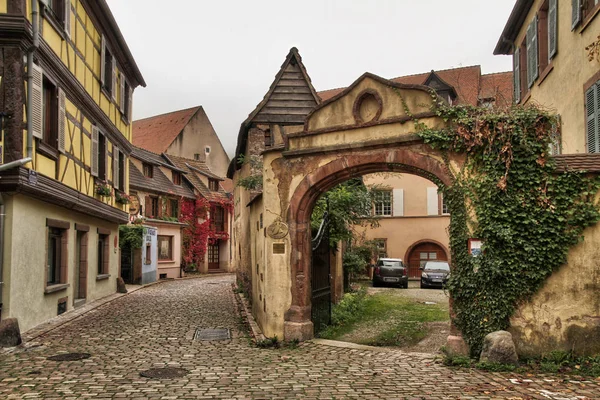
[91,126,99,176]
[100,35,106,88]
[111,58,117,101]
[127,87,133,121]
[572,0,582,30]
[427,187,438,216]
[119,75,125,114]
[586,85,598,153]
[64,0,71,38]
[549,0,558,60]
[527,18,539,88]
[113,147,119,188]
[31,63,44,139]
[58,88,66,153]
[513,48,521,103]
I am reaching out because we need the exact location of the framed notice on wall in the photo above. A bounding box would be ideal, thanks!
[468,238,483,257]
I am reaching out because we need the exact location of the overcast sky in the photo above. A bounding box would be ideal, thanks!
[106,0,516,157]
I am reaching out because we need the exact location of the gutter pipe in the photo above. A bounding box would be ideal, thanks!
[0,195,3,319]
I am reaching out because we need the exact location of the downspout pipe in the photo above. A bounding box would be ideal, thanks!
[0,194,4,320]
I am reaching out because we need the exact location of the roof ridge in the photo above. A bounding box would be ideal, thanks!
[133,105,202,123]
[481,71,513,77]
[389,65,481,81]
[132,144,164,157]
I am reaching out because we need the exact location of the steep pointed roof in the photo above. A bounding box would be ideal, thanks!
[132,106,202,154]
[228,48,320,177]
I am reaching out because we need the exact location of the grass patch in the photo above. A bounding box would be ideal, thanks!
[442,350,600,377]
[320,288,449,347]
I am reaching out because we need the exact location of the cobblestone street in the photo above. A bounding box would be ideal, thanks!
[0,275,599,399]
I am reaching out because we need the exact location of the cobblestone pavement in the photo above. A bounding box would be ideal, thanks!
[1,275,599,399]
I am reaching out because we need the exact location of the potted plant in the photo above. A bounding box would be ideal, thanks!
[95,182,112,197]
[115,191,130,204]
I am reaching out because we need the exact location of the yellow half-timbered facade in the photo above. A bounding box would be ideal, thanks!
[0,0,145,332]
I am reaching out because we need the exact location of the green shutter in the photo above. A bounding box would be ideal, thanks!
[586,84,598,153]
[572,0,582,30]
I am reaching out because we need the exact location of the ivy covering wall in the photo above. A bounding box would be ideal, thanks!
[414,100,600,355]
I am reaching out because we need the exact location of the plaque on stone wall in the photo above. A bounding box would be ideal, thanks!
[267,218,289,239]
[273,243,286,254]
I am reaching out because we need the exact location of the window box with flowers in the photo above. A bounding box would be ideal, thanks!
[95,182,112,197]
[115,191,130,205]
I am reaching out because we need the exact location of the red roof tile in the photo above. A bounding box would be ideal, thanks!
[480,72,514,108]
[318,66,513,108]
[132,106,201,154]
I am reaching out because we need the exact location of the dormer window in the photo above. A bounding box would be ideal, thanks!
[142,162,153,178]
[172,171,181,185]
[209,179,219,192]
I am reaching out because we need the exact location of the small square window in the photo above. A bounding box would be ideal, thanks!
[172,171,181,185]
[158,235,173,261]
[209,179,219,192]
[142,163,153,178]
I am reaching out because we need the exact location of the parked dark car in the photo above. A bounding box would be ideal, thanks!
[372,258,408,288]
[420,261,450,289]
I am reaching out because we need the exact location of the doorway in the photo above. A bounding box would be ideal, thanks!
[208,241,220,270]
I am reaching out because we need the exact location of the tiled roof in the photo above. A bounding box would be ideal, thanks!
[554,154,600,172]
[132,106,201,154]
[129,160,195,199]
[480,72,514,108]
[165,154,229,202]
[220,178,234,194]
[318,66,513,107]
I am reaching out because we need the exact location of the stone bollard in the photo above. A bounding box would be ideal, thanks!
[116,277,128,294]
[0,318,22,347]
[446,335,469,356]
[479,330,519,366]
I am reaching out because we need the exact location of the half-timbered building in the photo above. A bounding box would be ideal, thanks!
[0,0,144,332]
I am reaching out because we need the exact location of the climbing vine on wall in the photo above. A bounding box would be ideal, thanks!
[414,99,600,356]
[181,198,210,268]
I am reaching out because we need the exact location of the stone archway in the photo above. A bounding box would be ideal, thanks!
[283,148,454,340]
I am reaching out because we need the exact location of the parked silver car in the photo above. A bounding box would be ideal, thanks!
[372,258,408,288]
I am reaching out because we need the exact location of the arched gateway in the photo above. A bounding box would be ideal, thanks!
[228,48,463,341]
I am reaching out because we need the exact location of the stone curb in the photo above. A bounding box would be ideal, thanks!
[234,289,266,342]
[6,273,234,352]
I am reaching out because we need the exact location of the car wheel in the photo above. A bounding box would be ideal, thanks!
[372,280,378,288]
[420,282,425,289]
[403,282,408,289]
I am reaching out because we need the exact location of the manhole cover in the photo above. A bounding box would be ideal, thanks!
[47,352,91,361]
[194,328,231,341]
[140,367,189,379]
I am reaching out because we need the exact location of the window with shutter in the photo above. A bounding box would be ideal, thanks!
[31,64,44,139]
[526,18,539,88]
[572,0,582,29]
[64,0,71,38]
[549,0,558,60]
[111,59,117,102]
[426,187,438,216]
[57,88,66,153]
[392,189,404,217]
[91,126,99,177]
[113,147,119,189]
[127,86,133,122]
[513,48,521,103]
[100,35,106,88]
[586,84,598,153]
[119,74,125,114]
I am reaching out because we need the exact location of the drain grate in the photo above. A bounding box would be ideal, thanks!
[140,367,189,379]
[194,328,231,341]
[47,352,91,361]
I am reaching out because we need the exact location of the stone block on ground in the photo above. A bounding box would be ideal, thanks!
[0,318,22,347]
[445,335,469,356]
[480,330,519,366]
[116,277,128,293]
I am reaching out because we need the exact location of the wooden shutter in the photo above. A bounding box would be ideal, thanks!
[113,147,119,188]
[549,0,558,60]
[91,126,99,177]
[111,59,117,101]
[587,85,599,153]
[145,196,151,217]
[513,48,521,103]
[572,0,582,30]
[427,187,438,216]
[58,88,66,153]
[100,35,106,88]
[157,198,164,218]
[31,63,44,139]
[127,87,133,122]
[392,189,404,217]
[119,74,125,114]
[64,0,71,38]
[526,18,539,88]
[166,199,172,217]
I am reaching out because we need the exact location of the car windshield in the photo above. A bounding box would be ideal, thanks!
[424,262,450,271]
[381,260,403,268]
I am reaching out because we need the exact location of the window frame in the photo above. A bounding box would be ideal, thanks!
[169,199,179,218]
[209,179,219,192]
[157,235,174,262]
[585,79,600,153]
[97,232,109,276]
[45,219,70,292]
[142,162,153,178]
[373,190,392,217]
[172,171,182,185]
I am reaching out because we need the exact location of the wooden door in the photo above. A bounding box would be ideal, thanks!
[208,241,220,270]
[407,242,448,278]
